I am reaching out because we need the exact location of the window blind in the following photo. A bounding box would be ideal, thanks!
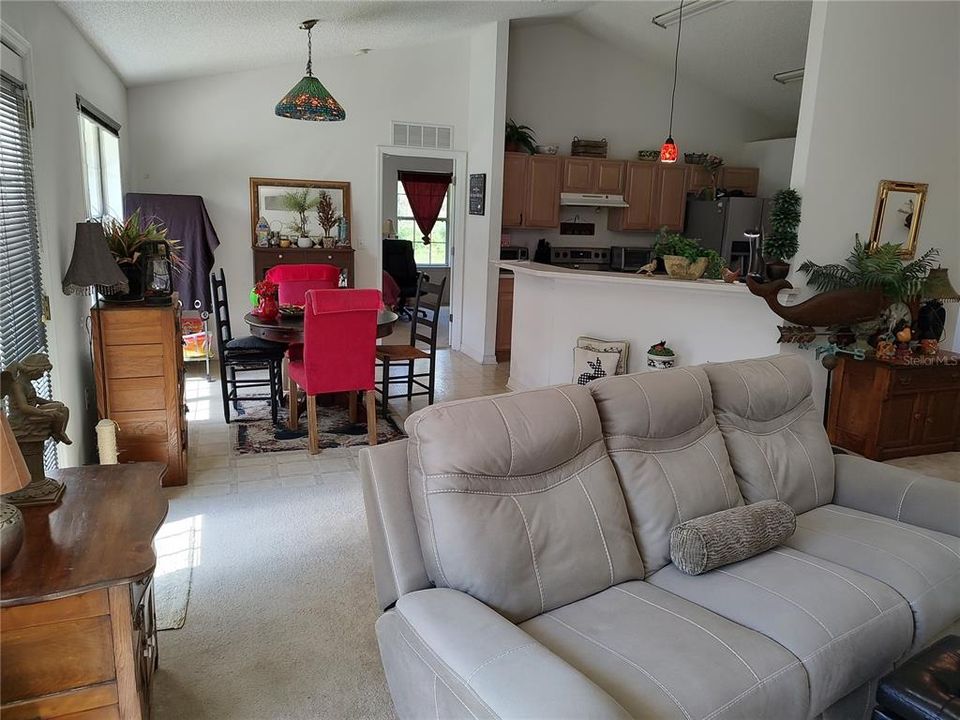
[1,70,57,470]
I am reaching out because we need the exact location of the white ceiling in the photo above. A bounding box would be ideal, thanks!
[57,0,810,132]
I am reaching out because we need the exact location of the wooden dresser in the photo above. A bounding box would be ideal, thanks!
[827,353,960,460]
[1,464,168,720]
[92,301,187,487]
[253,246,355,286]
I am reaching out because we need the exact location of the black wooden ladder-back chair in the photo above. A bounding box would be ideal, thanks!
[209,269,286,424]
[376,274,447,411]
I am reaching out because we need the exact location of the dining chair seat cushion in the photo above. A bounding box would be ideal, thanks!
[225,335,286,355]
[376,345,430,361]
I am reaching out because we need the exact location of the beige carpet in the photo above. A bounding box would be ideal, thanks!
[885,452,960,483]
[152,471,395,720]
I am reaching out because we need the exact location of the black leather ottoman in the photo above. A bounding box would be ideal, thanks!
[874,636,960,720]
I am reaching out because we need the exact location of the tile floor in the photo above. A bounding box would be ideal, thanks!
[168,347,509,499]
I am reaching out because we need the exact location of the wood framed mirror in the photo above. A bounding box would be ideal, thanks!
[867,179,927,259]
[249,177,351,248]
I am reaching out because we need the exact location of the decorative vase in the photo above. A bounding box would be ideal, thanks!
[663,255,708,281]
[255,295,279,322]
[764,260,790,281]
[646,352,677,371]
[103,263,144,303]
[297,236,313,248]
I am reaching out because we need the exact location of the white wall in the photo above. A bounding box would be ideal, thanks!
[2,1,129,466]
[788,0,959,401]
[460,22,509,364]
[743,138,796,199]
[127,37,472,333]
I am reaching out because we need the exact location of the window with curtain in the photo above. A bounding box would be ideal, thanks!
[78,97,122,220]
[0,58,57,470]
[396,180,449,266]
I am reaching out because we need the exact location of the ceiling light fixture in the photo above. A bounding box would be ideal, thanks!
[660,0,684,163]
[773,68,805,85]
[652,0,731,29]
[275,20,346,122]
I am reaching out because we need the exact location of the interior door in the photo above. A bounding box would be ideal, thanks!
[524,155,561,228]
[561,157,595,193]
[655,165,689,231]
[501,153,527,228]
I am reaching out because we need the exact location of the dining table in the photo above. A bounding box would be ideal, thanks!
[243,307,399,430]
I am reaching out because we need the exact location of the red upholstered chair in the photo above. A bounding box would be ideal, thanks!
[265,264,340,306]
[287,288,382,453]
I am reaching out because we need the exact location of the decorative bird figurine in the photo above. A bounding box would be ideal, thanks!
[721,266,741,283]
[637,261,657,276]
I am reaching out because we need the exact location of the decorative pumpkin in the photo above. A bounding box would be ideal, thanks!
[896,326,912,343]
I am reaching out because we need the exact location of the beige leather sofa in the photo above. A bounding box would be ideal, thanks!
[360,355,960,719]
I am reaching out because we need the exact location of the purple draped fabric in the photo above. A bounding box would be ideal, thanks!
[123,193,221,311]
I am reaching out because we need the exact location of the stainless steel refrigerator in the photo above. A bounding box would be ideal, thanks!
[685,198,769,275]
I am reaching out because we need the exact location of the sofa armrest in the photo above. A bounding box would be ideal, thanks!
[388,588,630,719]
[833,455,960,536]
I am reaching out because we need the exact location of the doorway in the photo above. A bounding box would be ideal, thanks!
[376,146,466,351]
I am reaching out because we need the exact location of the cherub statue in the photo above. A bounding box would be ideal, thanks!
[1,353,71,446]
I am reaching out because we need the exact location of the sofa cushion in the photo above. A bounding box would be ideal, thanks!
[704,355,835,514]
[786,504,960,653]
[670,500,796,575]
[521,580,810,720]
[591,366,744,574]
[648,547,914,716]
[405,385,644,623]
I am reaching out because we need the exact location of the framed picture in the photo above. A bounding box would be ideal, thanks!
[249,177,352,248]
[469,173,486,216]
[867,179,927,259]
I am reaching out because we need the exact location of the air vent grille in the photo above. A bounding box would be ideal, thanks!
[391,121,453,149]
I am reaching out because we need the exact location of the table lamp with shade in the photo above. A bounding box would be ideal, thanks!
[918,267,960,350]
[1,411,32,570]
[62,220,129,300]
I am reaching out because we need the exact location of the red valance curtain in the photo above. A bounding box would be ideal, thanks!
[398,171,452,245]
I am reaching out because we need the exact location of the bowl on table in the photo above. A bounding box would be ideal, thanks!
[278,304,304,318]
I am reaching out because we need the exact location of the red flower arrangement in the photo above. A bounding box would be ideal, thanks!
[253,279,279,321]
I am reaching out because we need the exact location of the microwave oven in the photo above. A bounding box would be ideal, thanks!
[609,246,654,272]
[500,245,529,261]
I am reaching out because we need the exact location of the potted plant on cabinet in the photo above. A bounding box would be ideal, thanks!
[652,230,722,281]
[101,209,183,303]
[280,189,318,248]
[764,188,801,280]
[505,119,537,154]
[315,191,341,248]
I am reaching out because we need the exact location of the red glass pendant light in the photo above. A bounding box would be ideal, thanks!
[660,1,684,163]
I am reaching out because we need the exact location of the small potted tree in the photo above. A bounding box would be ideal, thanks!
[280,189,318,248]
[505,119,537,154]
[315,191,341,248]
[764,188,801,281]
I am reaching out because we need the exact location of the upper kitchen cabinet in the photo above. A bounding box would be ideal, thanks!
[608,161,657,231]
[561,157,626,194]
[656,164,689,231]
[501,152,561,229]
[721,167,760,197]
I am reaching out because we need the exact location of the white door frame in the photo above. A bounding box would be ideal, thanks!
[375,145,467,351]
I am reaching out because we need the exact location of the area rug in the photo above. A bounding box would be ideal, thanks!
[232,399,405,455]
[153,514,201,631]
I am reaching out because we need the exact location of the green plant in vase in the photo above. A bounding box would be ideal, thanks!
[279,189,319,246]
[653,229,720,280]
[763,189,801,280]
[505,119,537,154]
[101,209,184,302]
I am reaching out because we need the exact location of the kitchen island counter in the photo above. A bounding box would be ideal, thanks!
[495,260,796,390]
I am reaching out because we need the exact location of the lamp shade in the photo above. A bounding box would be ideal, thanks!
[0,412,30,494]
[922,268,960,301]
[275,75,346,121]
[62,221,129,295]
[660,137,679,163]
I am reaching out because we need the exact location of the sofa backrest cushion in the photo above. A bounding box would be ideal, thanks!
[406,385,644,623]
[590,366,744,574]
[704,354,835,514]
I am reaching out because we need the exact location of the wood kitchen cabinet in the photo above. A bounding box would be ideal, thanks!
[608,161,686,232]
[720,167,760,197]
[827,354,960,460]
[501,152,561,229]
[495,273,514,362]
[561,157,626,194]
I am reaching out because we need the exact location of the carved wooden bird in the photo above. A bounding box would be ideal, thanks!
[636,261,657,275]
[721,267,741,283]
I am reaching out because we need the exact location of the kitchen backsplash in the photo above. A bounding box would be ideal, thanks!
[505,207,658,250]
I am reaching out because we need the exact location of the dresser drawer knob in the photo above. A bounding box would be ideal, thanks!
[277,254,283,260]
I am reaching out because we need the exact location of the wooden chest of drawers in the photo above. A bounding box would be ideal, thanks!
[92,302,187,486]
[252,246,355,286]
[827,353,960,460]
[1,465,168,719]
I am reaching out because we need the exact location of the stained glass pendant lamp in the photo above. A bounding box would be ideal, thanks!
[660,0,684,163]
[275,20,346,121]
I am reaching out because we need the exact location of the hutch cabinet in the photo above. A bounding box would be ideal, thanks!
[92,301,187,486]
[252,247,355,286]
[827,354,960,460]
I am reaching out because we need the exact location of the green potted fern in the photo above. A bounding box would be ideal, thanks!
[764,188,801,281]
[505,119,537,154]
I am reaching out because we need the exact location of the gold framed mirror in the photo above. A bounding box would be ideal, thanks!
[249,177,351,248]
[867,180,927,259]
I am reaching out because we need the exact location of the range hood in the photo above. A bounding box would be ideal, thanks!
[560,192,629,208]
